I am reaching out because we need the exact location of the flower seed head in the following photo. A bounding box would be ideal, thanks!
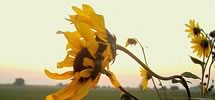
[209,30,215,38]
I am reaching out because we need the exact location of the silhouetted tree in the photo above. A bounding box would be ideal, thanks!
[13,78,25,86]
[170,86,179,91]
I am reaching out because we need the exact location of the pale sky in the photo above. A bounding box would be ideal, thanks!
[0,0,215,88]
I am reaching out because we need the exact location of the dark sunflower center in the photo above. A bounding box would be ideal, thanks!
[73,48,95,83]
[193,28,201,35]
[73,48,94,73]
[200,40,209,49]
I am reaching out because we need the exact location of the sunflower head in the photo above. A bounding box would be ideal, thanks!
[209,30,215,38]
[140,68,152,91]
[44,4,116,100]
[185,19,202,38]
[191,35,211,57]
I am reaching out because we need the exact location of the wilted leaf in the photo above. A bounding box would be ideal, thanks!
[189,56,205,67]
[181,72,200,79]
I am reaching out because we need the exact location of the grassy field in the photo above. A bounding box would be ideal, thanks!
[0,85,214,100]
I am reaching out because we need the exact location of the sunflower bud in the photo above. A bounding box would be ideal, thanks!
[208,88,212,92]
[205,74,208,78]
[120,93,132,100]
[203,82,207,86]
[209,30,215,38]
[125,38,137,47]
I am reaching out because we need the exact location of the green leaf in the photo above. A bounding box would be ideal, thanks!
[172,78,192,84]
[189,56,205,67]
[172,79,181,84]
[181,72,200,79]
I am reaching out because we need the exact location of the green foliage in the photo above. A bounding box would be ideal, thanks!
[181,72,201,80]
[189,56,205,67]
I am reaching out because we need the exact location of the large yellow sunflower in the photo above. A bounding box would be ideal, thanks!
[185,19,202,38]
[45,4,119,100]
[140,68,152,91]
[191,35,211,57]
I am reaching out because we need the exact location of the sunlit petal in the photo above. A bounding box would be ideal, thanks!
[45,69,74,80]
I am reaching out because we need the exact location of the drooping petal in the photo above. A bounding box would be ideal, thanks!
[57,54,74,68]
[45,78,81,100]
[73,78,92,99]
[44,69,74,80]
[80,68,93,78]
[63,31,83,52]
[83,58,95,68]
[75,21,98,57]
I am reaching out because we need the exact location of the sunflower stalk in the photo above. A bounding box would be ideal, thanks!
[116,44,191,100]
[203,40,215,97]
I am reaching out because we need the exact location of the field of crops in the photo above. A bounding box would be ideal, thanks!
[0,85,214,100]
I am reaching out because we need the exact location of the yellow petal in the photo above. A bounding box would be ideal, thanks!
[57,54,74,68]
[63,31,82,52]
[83,58,95,68]
[82,4,96,16]
[70,15,92,26]
[72,6,89,19]
[80,68,93,78]
[45,69,74,80]
[141,78,148,91]
[74,78,92,99]
[75,22,98,57]
[75,22,95,41]
[46,78,81,100]
[45,95,54,100]
[92,73,101,88]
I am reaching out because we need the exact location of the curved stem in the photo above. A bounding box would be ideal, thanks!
[116,44,191,99]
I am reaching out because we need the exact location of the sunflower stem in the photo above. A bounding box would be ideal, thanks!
[116,44,191,100]
[151,77,163,100]
[158,79,168,100]
[135,38,162,100]
[203,40,215,97]
[201,40,215,97]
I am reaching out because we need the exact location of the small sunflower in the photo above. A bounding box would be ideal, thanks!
[191,35,211,57]
[45,4,118,100]
[140,68,152,91]
[185,19,202,38]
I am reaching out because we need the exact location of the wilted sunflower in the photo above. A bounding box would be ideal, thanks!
[191,35,211,57]
[140,68,152,91]
[45,4,119,100]
[185,19,202,38]
[125,38,137,47]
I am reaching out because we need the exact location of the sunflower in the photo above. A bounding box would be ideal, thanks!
[191,35,211,57]
[185,19,202,38]
[140,68,152,91]
[45,4,119,100]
